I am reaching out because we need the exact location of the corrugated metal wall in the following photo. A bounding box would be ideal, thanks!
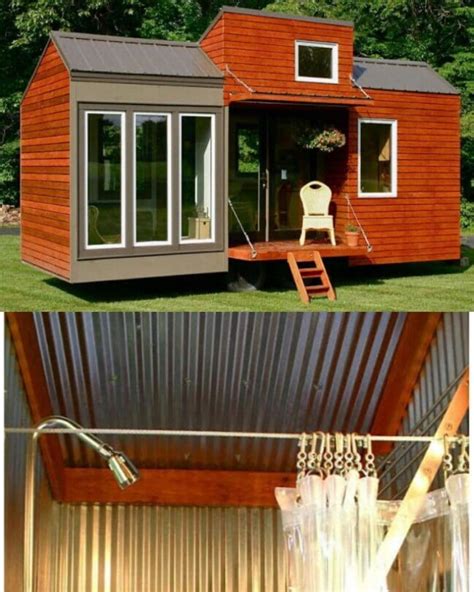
[4,325,58,592]
[379,312,469,498]
[50,504,285,592]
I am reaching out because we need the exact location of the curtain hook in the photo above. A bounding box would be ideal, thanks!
[443,434,453,480]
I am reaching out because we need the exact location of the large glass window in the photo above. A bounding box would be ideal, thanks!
[86,112,124,248]
[296,41,338,83]
[359,120,397,197]
[134,113,170,244]
[180,115,214,242]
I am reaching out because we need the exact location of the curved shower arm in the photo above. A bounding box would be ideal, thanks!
[33,415,116,459]
[25,415,139,592]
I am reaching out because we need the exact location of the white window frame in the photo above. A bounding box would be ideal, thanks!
[295,40,339,84]
[358,118,398,198]
[84,110,126,250]
[179,113,216,244]
[133,112,172,246]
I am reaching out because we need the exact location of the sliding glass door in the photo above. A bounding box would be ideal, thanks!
[228,114,266,243]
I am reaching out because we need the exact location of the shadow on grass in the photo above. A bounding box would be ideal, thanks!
[44,272,231,304]
[42,245,473,304]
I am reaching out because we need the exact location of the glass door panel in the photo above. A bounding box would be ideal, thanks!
[229,115,265,242]
[269,115,320,239]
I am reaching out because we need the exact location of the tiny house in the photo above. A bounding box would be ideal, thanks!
[20,6,461,283]
[4,312,470,591]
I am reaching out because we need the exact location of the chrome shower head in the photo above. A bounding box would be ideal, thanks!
[34,416,140,489]
[107,450,140,489]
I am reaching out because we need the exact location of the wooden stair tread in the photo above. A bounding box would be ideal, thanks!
[306,285,330,294]
[287,251,336,304]
[299,269,324,278]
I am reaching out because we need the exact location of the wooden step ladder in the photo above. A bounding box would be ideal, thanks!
[287,251,336,303]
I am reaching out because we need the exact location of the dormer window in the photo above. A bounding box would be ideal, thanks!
[295,41,338,84]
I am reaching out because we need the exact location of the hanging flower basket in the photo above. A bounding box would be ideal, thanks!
[294,123,346,153]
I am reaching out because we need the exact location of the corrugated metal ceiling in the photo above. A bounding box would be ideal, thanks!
[32,312,407,472]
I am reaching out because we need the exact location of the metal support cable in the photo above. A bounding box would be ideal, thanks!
[4,427,468,443]
[344,194,372,252]
[228,197,257,258]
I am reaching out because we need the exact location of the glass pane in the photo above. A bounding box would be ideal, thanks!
[237,125,259,175]
[87,113,122,246]
[181,116,213,241]
[298,45,333,79]
[135,114,168,243]
[229,122,261,235]
[360,123,392,193]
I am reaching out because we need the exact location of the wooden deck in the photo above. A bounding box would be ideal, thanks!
[228,240,369,262]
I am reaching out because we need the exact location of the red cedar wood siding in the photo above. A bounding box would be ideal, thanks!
[339,89,461,264]
[201,12,356,104]
[20,40,71,279]
[202,12,461,264]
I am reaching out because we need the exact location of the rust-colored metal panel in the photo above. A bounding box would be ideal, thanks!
[20,40,71,279]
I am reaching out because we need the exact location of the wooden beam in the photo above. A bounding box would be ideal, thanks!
[62,468,295,507]
[6,312,65,498]
[369,369,469,583]
[371,312,442,454]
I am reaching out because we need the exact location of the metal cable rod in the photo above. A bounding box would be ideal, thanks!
[3,427,468,442]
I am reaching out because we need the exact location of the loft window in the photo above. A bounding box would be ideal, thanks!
[295,41,338,83]
[358,119,398,198]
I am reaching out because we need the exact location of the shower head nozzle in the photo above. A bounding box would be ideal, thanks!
[107,451,140,489]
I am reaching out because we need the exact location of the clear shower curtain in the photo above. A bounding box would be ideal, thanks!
[277,484,470,592]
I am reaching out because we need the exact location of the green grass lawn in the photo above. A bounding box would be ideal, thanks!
[1,234,473,311]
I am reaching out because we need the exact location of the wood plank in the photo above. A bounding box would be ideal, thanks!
[6,313,65,499]
[229,241,367,261]
[371,370,469,580]
[62,467,295,507]
[371,313,443,454]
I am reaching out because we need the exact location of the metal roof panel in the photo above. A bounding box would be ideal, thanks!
[50,31,224,79]
[353,57,458,94]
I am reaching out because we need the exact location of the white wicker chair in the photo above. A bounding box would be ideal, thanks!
[299,181,336,246]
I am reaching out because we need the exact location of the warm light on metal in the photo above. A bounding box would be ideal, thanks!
[106,450,140,489]
[24,415,139,592]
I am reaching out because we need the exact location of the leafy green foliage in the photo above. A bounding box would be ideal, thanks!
[0,0,472,207]
[461,197,474,231]
[0,0,268,206]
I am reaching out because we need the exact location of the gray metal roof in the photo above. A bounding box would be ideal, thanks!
[50,31,223,79]
[353,57,458,94]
